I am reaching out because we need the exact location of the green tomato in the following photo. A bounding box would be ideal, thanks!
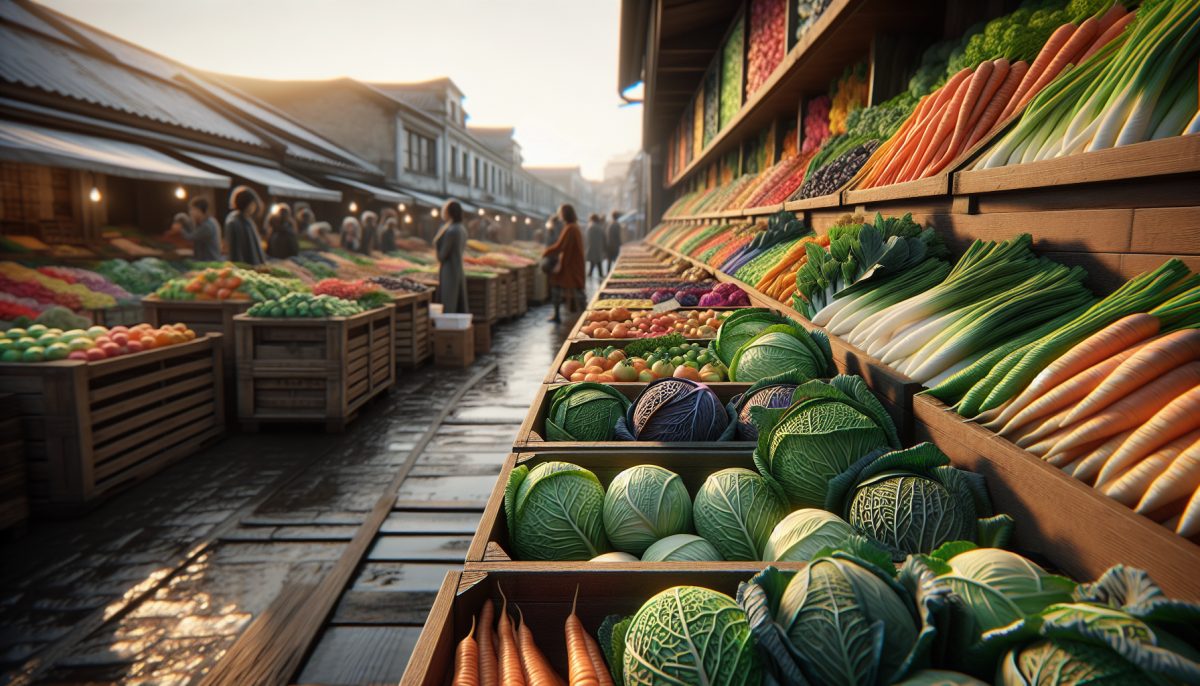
[1,349,20,363]
[14,337,36,351]
[26,324,47,336]
[44,343,69,361]
[685,350,699,361]
[671,356,684,366]
[36,333,59,347]
[22,346,45,363]
[5,328,26,340]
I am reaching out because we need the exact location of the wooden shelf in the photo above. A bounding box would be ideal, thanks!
[666,0,944,188]
[913,395,1200,601]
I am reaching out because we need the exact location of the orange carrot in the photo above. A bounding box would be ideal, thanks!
[1080,11,1135,63]
[1176,482,1200,537]
[1044,437,1108,468]
[454,618,480,686]
[581,629,613,686]
[993,341,1145,436]
[1102,387,1200,501]
[1093,3,1127,34]
[1049,363,1200,457]
[1014,17,1102,113]
[1102,430,1200,505]
[478,599,499,686]
[1071,430,1135,485]
[1023,423,1075,457]
[1002,22,1077,121]
[1027,313,1161,407]
[1137,433,1200,515]
[497,589,526,686]
[1012,405,1076,448]
[565,587,599,686]
[929,59,1009,175]
[518,607,564,686]
[876,69,972,186]
[1064,329,1200,425]
[901,76,971,183]
[964,61,1029,149]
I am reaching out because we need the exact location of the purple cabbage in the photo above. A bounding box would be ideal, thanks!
[628,378,729,441]
[735,384,798,440]
[677,292,699,307]
[650,289,674,304]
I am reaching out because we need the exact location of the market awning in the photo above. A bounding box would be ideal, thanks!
[0,120,230,187]
[405,189,448,208]
[183,152,341,202]
[326,175,413,205]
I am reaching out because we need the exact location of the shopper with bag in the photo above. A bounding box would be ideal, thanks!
[542,203,586,323]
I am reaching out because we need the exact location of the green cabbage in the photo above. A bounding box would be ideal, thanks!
[693,468,788,560]
[623,586,763,685]
[712,308,802,366]
[729,325,834,383]
[826,444,1013,561]
[602,465,693,556]
[504,461,610,560]
[763,509,856,562]
[545,382,630,441]
[641,534,723,562]
[752,375,900,509]
[895,670,989,685]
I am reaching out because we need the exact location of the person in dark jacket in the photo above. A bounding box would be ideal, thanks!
[585,213,606,278]
[224,185,265,265]
[606,210,623,272]
[544,214,562,245]
[307,221,333,249]
[542,203,586,323]
[380,216,399,253]
[434,200,469,314]
[359,211,380,254]
[266,203,300,259]
[340,216,362,251]
[170,196,222,261]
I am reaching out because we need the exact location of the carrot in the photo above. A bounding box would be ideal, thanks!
[992,340,1146,436]
[1137,433,1200,515]
[902,76,971,183]
[454,618,480,686]
[964,61,1029,149]
[1102,430,1200,505]
[1012,403,1077,447]
[874,70,972,186]
[1176,483,1200,537]
[1093,3,1127,34]
[928,60,1002,175]
[565,587,600,686]
[1014,17,1102,113]
[478,599,499,686]
[1048,362,1200,457]
[518,607,564,686]
[1044,437,1108,468]
[1079,12,1135,63]
[1100,387,1200,508]
[1063,329,1200,425]
[1023,424,1074,457]
[1071,430,1135,485]
[497,588,526,686]
[581,629,613,686]
[1002,22,1077,121]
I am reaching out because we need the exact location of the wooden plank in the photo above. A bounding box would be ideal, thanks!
[88,356,213,404]
[1130,206,1200,255]
[382,511,482,535]
[89,372,213,425]
[296,626,420,686]
[91,392,215,462]
[843,173,949,205]
[93,415,218,483]
[940,209,1134,254]
[913,396,1200,601]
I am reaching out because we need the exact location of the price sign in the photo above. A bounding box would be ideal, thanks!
[652,298,682,313]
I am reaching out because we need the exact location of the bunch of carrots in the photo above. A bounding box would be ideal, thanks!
[453,589,612,686]
[978,290,1200,537]
[754,234,831,302]
[852,4,1131,189]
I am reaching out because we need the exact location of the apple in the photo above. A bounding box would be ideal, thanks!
[68,350,89,361]
[126,340,144,354]
[110,333,129,346]
[612,361,638,382]
[85,347,106,362]
[100,342,121,357]
[637,370,656,382]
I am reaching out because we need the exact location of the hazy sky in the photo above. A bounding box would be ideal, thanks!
[38,0,642,180]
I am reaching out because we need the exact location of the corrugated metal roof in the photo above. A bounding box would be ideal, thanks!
[0,2,75,44]
[326,176,412,204]
[0,24,267,148]
[184,152,341,202]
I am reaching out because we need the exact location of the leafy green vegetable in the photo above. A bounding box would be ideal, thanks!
[763,509,856,562]
[751,375,899,508]
[693,468,788,560]
[623,586,762,685]
[545,382,631,441]
[615,377,733,442]
[729,324,834,382]
[602,465,693,556]
[826,443,1013,561]
[598,614,632,684]
[712,308,803,367]
[640,534,723,562]
[895,670,989,685]
[504,461,609,560]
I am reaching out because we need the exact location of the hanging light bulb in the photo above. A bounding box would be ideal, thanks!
[494,214,501,222]
[349,201,359,213]
[404,214,413,224]
[398,203,407,212]
[510,215,517,222]
[477,208,485,216]
[524,218,532,225]
[174,186,187,200]
[270,203,282,215]
[431,208,439,218]
[88,187,101,203]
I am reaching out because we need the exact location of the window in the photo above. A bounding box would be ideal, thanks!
[474,158,481,187]
[450,145,458,177]
[406,131,436,176]
[462,152,469,179]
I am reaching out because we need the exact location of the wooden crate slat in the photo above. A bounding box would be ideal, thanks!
[86,356,213,405]
[88,372,213,426]
[94,409,218,481]
[92,391,216,462]
[91,382,215,445]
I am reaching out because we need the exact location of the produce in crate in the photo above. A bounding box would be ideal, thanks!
[720,18,744,130]
[602,465,693,556]
[728,324,834,383]
[560,338,728,383]
[730,376,802,441]
[640,533,723,562]
[580,308,730,340]
[693,467,789,560]
[544,382,631,441]
[745,0,787,98]
[504,461,610,561]
[712,309,804,366]
[762,508,855,562]
[614,377,735,442]
[245,292,364,318]
[154,267,295,302]
[0,262,116,311]
[0,322,195,363]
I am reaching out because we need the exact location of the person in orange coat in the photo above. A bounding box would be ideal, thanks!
[542,203,586,323]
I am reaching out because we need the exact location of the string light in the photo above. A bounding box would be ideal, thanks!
[431,208,439,218]
[270,203,282,215]
[477,208,485,216]
[404,215,413,224]
[494,214,501,222]
[88,187,101,203]
[348,201,359,213]
[524,218,532,225]
[398,203,407,211]
[174,186,187,200]
[510,215,517,222]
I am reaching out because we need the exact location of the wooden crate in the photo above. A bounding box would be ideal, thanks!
[519,264,535,310]
[466,275,500,324]
[0,394,28,532]
[546,338,727,384]
[513,267,529,316]
[433,326,475,368]
[401,569,766,686]
[532,267,549,304]
[88,302,145,327]
[141,296,251,364]
[466,450,815,568]
[472,321,491,355]
[234,306,395,432]
[495,271,513,319]
[392,290,432,369]
[515,382,754,452]
[0,335,225,514]
[912,395,1200,601]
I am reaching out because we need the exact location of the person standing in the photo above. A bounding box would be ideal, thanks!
[379,215,399,253]
[542,203,585,323]
[340,216,362,252]
[434,200,469,314]
[359,211,380,254]
[544,214,562,245]
[170,197,222,261]
[585,213,606,279]
[606,210,623,272]
[225,186,265,265]
[265,203,300,259]
[307,221,333,249]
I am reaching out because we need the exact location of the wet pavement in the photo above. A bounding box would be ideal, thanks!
[0,297,578,686]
